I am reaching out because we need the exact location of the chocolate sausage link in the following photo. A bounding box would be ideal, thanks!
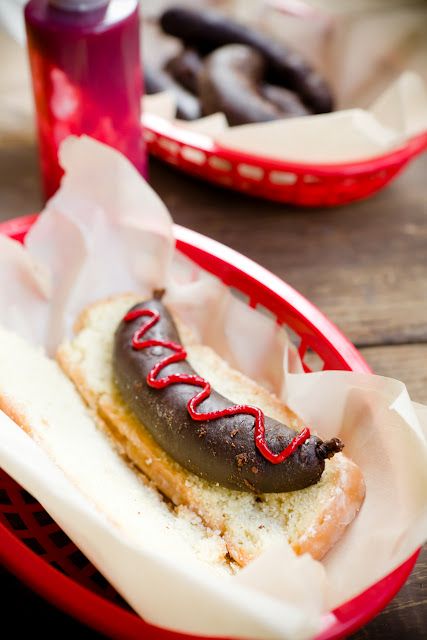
[113,298,343,494]
[165,48,204,95]
[199,45,310,125]
[260,83,310,118]
[160,7,333,114]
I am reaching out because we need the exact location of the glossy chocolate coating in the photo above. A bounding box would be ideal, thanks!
[113,298,343,494]
[160,7,333,114]
[165,48,203,95]
[199,45,309,125]
[260,83,310,118]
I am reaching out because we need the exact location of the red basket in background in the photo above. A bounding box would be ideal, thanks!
[0,214,420,639]
[143,113,427,207]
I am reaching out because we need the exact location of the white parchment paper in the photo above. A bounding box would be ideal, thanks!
[0,137,426,640]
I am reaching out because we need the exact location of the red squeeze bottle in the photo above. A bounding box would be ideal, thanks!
[24,0,146,200]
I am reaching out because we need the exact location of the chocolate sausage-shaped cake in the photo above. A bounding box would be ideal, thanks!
[113,295,343,494]
[198,45,310,126]
[160,6,333,114]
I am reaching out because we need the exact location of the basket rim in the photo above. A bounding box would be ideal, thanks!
[143,112,427,176]
[0,214,420,640]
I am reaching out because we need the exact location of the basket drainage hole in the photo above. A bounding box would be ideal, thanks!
[208,156,232,171]
[114,592,131,608]
[90,571,110,590]
[20,489,38,504]
[49,529,72,549]
[228,287,250,304]
[284,325,301,349]
[34,510,55,527]
[252,303,279,323]
[158,137,180,155]
[181,147,206,165]
[5,512,27,531]
[50,560,68,575]
[237,164,264,180]
[269,171,297,185]
[0,488,12,505]
[23,537,46,555]
[69,549,90,569]
[303,348,325,372]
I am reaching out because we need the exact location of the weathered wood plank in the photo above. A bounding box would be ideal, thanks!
[0,140,41,220]
[359,344,427,404]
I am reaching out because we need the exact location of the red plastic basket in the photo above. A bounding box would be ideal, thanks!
[143,112,427,207]
[0,214,420,639]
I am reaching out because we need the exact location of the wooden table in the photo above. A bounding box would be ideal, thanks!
[0,138,425,638]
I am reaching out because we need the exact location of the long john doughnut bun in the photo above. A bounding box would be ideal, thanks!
[160,6,333,114]
[57,293,365,566]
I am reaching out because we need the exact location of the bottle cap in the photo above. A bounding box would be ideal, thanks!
[49,0,109,10]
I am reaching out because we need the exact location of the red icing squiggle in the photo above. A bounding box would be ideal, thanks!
[124,307,310,464]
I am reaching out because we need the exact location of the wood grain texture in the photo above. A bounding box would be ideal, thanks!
[0,140,41,219]
[360,344,427,404]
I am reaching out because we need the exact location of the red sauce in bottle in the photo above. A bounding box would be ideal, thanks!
[124,307,310,464]
[25,0,146,200]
